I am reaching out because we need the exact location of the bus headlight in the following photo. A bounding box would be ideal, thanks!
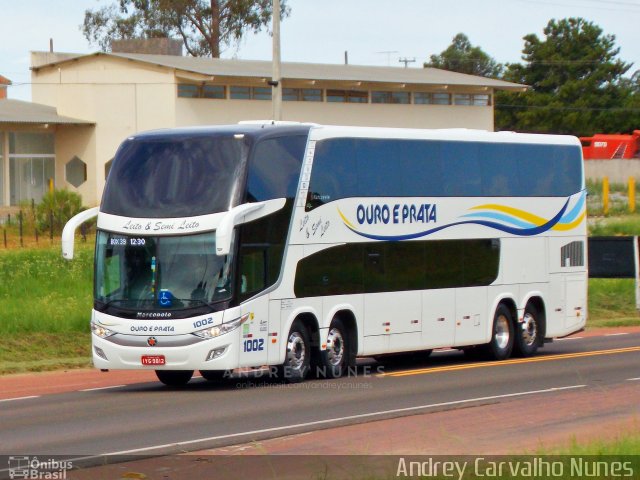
[194,313,249,339]
[91,322,116,338]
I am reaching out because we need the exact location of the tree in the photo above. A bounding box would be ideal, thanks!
[82,0,290,58]
[424,33,503,78]
[496,18,640,135]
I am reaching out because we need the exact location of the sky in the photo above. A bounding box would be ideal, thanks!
[1,0,640,101]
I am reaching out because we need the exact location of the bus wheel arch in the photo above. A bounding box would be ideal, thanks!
[280,313,317,383]
[320,310,358,378]
[514,297,546,357]
[486,300,516,361]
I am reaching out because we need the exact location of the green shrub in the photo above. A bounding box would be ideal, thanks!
[35,189,84,234]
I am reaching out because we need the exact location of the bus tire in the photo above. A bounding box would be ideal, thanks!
[278,320,310,383]
[321,318,349,379]
[513,304,540,357]
[155,369,193,386]
[199,370,228,382]
[485,304,514,361]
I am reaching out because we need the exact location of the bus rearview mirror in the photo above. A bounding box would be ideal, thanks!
[62,207,100,260]
[216,198,286,256]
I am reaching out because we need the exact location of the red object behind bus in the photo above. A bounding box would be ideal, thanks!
[580,131,640,160]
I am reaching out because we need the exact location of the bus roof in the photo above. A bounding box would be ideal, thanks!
[126,122,580,148]
[308,125,581,147]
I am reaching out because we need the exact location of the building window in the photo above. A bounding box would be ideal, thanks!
[432,93,452,105]
[178,83,226,99]
[230,86,272,100]
[371,91,410,104]
[252,87,272,100]
[472,94,491,106]
[413,92,432,104]
[283,88,323,102]
[202,85,226,99]
[65,156,87,188]
[454,94,472,106]
[8,132,55,206]
[326,89,368,103]
[230,86,251,100]
[177,84,199,98]
[454,93,491,106]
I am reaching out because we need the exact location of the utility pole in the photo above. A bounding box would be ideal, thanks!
[271,0,282,121]
[399,57,416,68]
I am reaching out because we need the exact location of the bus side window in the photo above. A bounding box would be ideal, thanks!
[239,246,267,300]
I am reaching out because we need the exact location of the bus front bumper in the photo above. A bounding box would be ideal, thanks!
[91,329,241,371]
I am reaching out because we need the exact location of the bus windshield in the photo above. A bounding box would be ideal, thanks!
[95,231,233,313]
[101,133,248,218]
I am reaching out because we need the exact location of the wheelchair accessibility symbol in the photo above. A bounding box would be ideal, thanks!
[159,289,173,308]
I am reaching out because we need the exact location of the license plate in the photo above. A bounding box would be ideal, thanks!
[141,355,165,366]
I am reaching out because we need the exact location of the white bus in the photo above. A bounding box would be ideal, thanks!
[63,123,587,385]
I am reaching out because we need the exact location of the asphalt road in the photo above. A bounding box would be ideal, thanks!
[0,332,638,465]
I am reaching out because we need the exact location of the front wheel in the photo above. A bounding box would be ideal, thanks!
[155,370,193,386]
[513,304,540,357]
[278,320,310,383]
[199,370,228,382]
[485,304,514,361]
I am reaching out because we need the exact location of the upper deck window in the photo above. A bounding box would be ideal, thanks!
[101,133,248,218]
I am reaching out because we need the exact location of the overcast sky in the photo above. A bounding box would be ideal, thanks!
[2,0,640,101]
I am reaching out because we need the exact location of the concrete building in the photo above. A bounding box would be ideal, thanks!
[0,50,525,208]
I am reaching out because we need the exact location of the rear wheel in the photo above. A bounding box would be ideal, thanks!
[278,320,310,383]
[513,304,540,357]
[155,370,193,386]
[484,304,514,360]
[321,318,349,378]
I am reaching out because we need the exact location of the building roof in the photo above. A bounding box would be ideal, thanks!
[0,75,11,86]
[0,99,94,125]
[31,51,526,91]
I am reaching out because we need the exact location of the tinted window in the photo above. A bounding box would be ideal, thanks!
[306,139,357,210]
[294,239,500,297]
[237,135,307,301]
[306,138,582,210]
[102,134,247,218]
[246,136,307,202]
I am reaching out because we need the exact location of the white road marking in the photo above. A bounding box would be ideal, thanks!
[105,384,587,456]
[627,377,640,382]
[80,385,126,392]
[556,337,583,341]
[605,333,629,337]
[0,395,40,403]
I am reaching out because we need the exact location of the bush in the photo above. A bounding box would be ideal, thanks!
[35,189,85,234]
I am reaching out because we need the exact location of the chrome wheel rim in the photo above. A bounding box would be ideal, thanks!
[326,327,345,367]
[521,312,537,347]
[286,331,306,371]
[495,314,510,350]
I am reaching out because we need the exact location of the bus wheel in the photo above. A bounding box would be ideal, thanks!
[514,304,540,357]
[155,370,193,386]
[485,304,514,361]
[322,318,349,378]
[199,370,228,382]
[279,320,310,383]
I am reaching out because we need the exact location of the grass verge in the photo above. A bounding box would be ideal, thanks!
[0,238,638,374]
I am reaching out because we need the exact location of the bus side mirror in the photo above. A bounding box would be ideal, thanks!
[62,207,99,260]
[216,198,286,256]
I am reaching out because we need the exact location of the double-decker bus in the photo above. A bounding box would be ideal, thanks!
[63,123,587,386]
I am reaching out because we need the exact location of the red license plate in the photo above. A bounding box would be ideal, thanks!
[141,355,165,366]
